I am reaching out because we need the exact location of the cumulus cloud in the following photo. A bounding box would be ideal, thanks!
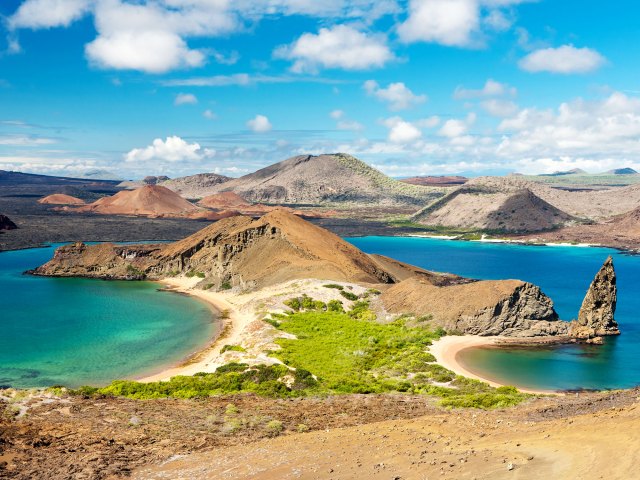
[383,117,422,143]
[247,114,272,132]
[364,80,427,111]
[497,92,640,159]
[519,45,607,74]
[481,98,518,117]
[274,25,394,73]
[10,0,92,29]
[438,113,476,138]
[203,109,217,119]
[398,0,479,46]
[174,93,198,105]
[330,109,345,120]
[125,136,215,162]
[453,79,516,99]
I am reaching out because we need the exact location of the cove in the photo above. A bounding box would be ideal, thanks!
[0,244,216,389]
[347,236,640,391]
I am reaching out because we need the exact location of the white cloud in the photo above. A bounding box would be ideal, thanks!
[453,79,516,99]
[398,0,480,47]
[0,135,57,146]
[174,93,198,105]
[203,109,217,119]
[86,30,205,74]
[125,136,215,162]
[364,80,427,111]
[247,114,273,133]
[274,25,394,73]
[438,119,468,138]
[481,98,518,117]
[10,0,91,29]
[497,92,640,160]
[330,109,345,119]
[383,117,422,143]
[337,120,365,132]
[519,45,607,74]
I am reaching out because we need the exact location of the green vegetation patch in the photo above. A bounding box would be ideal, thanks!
[75,296,528,409]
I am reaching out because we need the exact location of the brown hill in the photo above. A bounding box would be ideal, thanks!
[516,205,640,250]
[38,194,86,205]
[160,173,232,198]
[413,177,576,233]
[186,153,442,206]
[34,210,573,337]
[0,214,17,230]
[79,185,198,217]
[400,175,468,187]
[198,192,250,209]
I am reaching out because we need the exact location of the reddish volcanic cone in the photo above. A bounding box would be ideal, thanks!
[82,185,199,217]
[38,194,86,205]
[198,192,251,209]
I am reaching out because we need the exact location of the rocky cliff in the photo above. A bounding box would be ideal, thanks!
[570,257,619,339]
[380,277,568,337]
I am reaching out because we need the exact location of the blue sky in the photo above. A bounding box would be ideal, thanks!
[1,0,639,180]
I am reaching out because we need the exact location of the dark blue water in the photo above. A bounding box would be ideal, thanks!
[0,244,216,388]
[347,236,640,391]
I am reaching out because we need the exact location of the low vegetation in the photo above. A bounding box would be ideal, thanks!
[74,296,527,409]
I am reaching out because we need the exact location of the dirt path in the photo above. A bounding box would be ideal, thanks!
[134,401,640,480]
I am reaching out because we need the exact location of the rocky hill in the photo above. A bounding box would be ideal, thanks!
[608,168,638,175]
[160,173,232,198]
[77,185,199,217]
[33,210,582,337]
[0,214,17,230]
[412,177,576,232]
[38,194,86,205]
[186,154,442,206]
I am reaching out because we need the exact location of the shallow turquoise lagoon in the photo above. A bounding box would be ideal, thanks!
[347,236,640,391]
[0,244,216,389]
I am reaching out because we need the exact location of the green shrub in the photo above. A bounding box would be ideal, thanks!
[340,290,359,301]
[221,345,247,353]
[220,281,232,290]
[186,270,206,278]
[323,284,344,290]
[265,420,284,437]
[327,299,344,312]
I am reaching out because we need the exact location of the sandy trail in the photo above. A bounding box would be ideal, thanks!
[429,336,559,395]
[133,401,640,480]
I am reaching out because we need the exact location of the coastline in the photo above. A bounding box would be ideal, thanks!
[429,335,561,396]
[137,277,255,382]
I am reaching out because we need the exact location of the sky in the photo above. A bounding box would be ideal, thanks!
[1,0,639,180]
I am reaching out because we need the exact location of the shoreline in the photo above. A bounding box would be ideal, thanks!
[429,335,561,396]
[137,277,255,383]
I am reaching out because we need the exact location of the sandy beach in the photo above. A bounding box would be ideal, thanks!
[429,335,560,395]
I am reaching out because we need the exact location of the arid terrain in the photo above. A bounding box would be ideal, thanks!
[2,388,639,479]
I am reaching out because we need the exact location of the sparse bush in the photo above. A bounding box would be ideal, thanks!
[220,281,232,290]
[327,299,344,312]
[340,290,359,301]
[296,423,309,433]
[323,284,344,290]
[265,420,284,437]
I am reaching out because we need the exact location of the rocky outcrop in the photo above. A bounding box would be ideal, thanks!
[570,257,619,339]
[0,214,17,230]
[38,194,86,205]
[380,277,568,337]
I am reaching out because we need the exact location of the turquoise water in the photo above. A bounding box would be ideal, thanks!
[0,244,216,389]
[347,236,640,391]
